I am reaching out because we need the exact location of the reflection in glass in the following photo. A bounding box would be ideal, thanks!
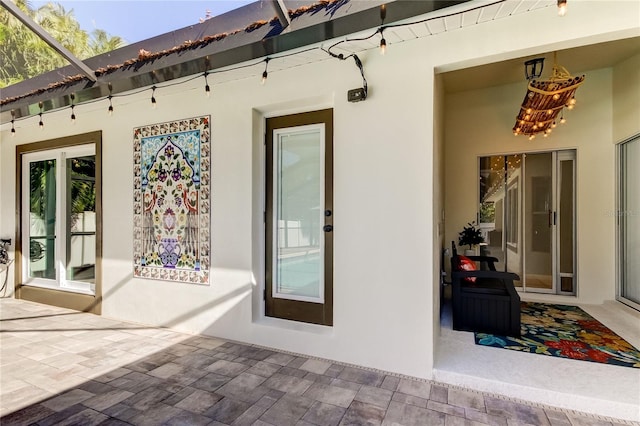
[29,160,56,279]
[66,156,96,283]
[479,154,523,285]
[275,130,323,300]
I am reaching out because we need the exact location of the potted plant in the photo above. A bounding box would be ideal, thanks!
[458,221,484,255]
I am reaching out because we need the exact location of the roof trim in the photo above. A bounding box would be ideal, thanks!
[1,0,470,123]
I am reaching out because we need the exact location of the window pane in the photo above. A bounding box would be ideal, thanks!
[29,159,56,279]
[67,156,96,283]
[275,130,323,300]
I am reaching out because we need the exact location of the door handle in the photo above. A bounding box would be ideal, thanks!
[323,225,333,232]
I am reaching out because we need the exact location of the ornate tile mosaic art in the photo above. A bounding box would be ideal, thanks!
[133,116,210,284]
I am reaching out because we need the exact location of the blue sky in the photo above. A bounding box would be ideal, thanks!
[31,0,254,44]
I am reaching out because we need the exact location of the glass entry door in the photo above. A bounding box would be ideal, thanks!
[479,150,576,294]
[21,145,96,295]
[619,136,640,309]
[265,109,333,326]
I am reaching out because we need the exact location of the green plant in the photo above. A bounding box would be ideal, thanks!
[458,221,484,249]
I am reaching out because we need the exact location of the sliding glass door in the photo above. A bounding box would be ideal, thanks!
[479,150,576,294]
[618,136,640,309]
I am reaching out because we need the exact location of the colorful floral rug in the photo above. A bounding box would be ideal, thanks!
[474,302,640,368]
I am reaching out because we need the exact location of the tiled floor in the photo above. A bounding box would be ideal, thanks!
[0,299,633,426]
[436,297,640,423]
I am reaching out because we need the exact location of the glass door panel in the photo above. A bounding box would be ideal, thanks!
[479,154,523,284]
[620,137,640,307]
[479,150,576,295]
[28,159,57,280]
[524,152,553,292]
[273,127,324,302]
[558,154,576,294]
[66,156,96,284]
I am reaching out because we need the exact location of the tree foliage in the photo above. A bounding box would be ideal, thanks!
[0,0,125,88]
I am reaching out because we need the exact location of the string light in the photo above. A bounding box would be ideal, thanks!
[204,71,211,97]
[261,58,269,85]
[151,86,157,108]
[6,0,529,132]
[38,102,44,129]
[70,93,76,123]
[107,83,114,116]
[379,5,387,55]
[557,0,567,16]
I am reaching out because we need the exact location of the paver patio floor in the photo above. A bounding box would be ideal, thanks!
[0,299,629,425]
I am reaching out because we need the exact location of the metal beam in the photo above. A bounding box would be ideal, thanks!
[0,0,97,82]
[271,0,291,31]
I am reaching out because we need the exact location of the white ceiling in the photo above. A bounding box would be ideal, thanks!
[440,36,640,93]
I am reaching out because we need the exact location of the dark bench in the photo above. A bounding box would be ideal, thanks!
[450,242,521,336]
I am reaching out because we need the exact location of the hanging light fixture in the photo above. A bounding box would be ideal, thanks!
[524,58,544,80]
[512,52,584,139]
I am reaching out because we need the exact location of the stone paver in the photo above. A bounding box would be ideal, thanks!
[0,299,630,426]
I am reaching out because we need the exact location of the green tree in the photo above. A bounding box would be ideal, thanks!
[0,1,125,88]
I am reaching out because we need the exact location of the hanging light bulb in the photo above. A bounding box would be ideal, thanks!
[557,0,567,16]
[551,121,557,128]
[151,86,157,108]
[553,93,560,100]
[529,134,535,141]
[70,93,76,123]
[107,83,114,116]
[379,4,387,56]
[204,72,211,97]
[38,102,44,129]
[261,58,269,85]
[560,115,566,124]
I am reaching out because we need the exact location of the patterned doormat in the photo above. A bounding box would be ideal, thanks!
[474,302,640,368]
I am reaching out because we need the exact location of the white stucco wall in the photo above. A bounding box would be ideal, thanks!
[0,0,638,378]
